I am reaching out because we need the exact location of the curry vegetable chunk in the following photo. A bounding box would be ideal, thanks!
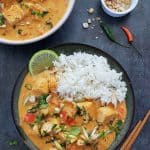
[3,4,26,25]
[0,0,68,40]
[97,107,117,123]
[18,70,127,150]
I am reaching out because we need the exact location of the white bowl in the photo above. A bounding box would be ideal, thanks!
[100,0,139,17]
[0,0,75,45]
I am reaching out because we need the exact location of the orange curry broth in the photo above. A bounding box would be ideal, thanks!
[0,0,68,40]
[18,70,127,150]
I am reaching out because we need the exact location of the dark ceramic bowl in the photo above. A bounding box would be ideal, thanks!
[12,43,135,150]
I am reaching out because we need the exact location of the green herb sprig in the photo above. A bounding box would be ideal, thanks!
[38,94,49,109]
[8,140,18,146]
[109,120,123,136]
[0,13,5,26]
[31,10,49,17]
[35,114,43,124]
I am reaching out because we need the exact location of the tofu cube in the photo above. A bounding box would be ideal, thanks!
[3,4,25,25]
[48,118,59,124]
[97,107,116,123]
[40,107,49,116]
[77,101,97,119]
[48,75,57,92]
[33,77,49,94]
[77,102,93,109]
[32,124,39,135]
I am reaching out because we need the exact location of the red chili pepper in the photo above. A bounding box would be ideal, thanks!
[60,110,76,126]
[121,26,142,57]
[67,118,76,126]
[24,113,35,123]
[60,111,68,121]
[121,26,134,42]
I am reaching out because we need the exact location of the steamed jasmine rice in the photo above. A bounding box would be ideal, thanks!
[53,52,127,106]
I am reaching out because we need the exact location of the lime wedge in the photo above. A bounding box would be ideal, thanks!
[29,50,58,75]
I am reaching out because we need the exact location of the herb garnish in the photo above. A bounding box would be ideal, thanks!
[100,22,129,48]
[96,120,123,139]
[21,2,29,9]
[35,114,43,124]
[27,106,38,113]
[98,130,111,138]
[17,29,23,35]
[109,120,123,136]
[76,105,82,116]
[99,131,107,138]
[31,10,49,17]
[69,126,80,136]
[45,20,53,28]
[27,94,49,113]
[41,130,49,137]
[0,13,5,26]
[38,94,49,109]
[8,140,18,146]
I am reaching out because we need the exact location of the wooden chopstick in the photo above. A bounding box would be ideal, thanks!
[126,110,150,149]
[120,110,150,150]
[120,120,142,150]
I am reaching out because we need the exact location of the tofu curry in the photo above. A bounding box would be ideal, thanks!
[0,0,68,40]
[18,70,127,150]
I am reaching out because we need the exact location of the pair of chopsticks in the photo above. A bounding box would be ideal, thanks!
[120,110,150,150]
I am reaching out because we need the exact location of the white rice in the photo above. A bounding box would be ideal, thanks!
[53,52,127,106]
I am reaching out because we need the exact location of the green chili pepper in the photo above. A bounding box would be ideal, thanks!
[100,22,129,48]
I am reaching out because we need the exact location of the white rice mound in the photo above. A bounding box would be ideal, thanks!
[53,52,127,106]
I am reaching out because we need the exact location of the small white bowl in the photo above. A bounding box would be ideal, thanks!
[0,0,75,45]
[100,0,139,17]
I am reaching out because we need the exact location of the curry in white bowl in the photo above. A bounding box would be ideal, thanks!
[0,0,68,40]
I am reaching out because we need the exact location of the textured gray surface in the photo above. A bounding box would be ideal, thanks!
[0,0,149,150]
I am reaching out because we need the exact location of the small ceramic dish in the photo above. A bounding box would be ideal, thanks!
[100,0,139,17]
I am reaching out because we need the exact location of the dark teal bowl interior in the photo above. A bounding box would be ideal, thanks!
[12,43,135,150]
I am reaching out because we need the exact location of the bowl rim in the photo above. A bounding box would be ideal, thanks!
[101,0,139,15]
[11,43,135,150]
[0,0,76,45]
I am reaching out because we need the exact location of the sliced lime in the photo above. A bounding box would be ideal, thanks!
[29,50,58,75]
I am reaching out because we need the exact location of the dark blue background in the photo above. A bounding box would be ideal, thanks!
[0,0,149,149]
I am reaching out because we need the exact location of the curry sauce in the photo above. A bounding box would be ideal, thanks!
[18,70,127,150]
[0,0,68,40]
